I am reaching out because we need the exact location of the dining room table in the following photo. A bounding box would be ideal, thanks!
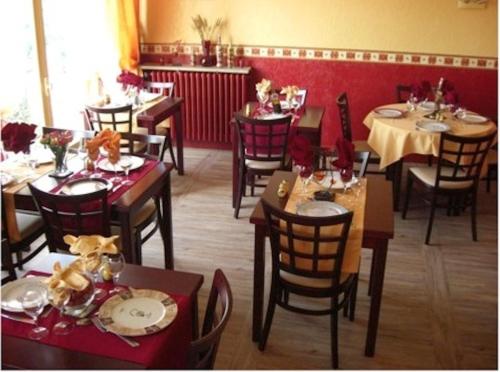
[231,102,325,208]
[0,128,175,269]
[1,252,203,369]
[249,170,394,357]
[363,103,497,210]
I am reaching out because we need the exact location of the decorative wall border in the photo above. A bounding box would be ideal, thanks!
[141,43,497,70]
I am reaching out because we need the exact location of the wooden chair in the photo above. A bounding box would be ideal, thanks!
[402,131,497,244]
[233,112,293,219]
[336,93,381,172]
[259,199,357,369]
[143,81,178,169]
[28,184,111,252]
[396,84,412,103]
[187,269,233,369]
[485,147,497,192]
[1,204,47,284]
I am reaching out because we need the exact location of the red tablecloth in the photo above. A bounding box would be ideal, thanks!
[2,271,192,368]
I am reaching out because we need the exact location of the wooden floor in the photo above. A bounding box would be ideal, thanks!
[23,148,497,369]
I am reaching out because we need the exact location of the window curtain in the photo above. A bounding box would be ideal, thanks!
[107,0,140,73]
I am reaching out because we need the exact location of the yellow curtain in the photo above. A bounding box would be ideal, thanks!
[107,0,140,73]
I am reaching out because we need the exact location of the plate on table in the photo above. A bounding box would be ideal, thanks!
[1,277,49,313]
[97,155,145,172]
[98,289,178,336]
[0,172,15,187]
[280,100,300,110]
[460,113,489,124]
[374,107,404,118]
[416,121,450,133]
[315,173,359,190]
[61,178,112,195]
[256,112,289,120]
[139,91,162,103]
[296,201,348,217]
[418,102,446,111]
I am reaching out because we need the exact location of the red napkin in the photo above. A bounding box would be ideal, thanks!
[332,137,355,170]
[289,135,313,167]
[1,122,37,153]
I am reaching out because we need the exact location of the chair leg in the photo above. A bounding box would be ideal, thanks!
[342,294,349,318]
[330,297,339,369]
[425,195,438,245]
[15,251,23,270]
[368,255,375,296]
[234,165,245,219]
[250,174,255,196]
[427,155,433,167]
[166,135,178,170]
[402,173,413,219]
[134,231,142,266]
[349,274,358,322]
[471,191,478,241]
[259,278,279,351]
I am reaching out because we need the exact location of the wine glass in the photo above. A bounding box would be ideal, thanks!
[77,138,90,175]
[20,285,49,340]
[51,287,74,335]
[87,262,107,301]
[106,253,126,294]
[257,91,269,110]
[406,94,418,112]
[340,167,353,194]
[118,156,133,185]
[108,151,122,183]
[296,164,312,195]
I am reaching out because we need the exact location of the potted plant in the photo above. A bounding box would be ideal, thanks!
[191,15,223,66]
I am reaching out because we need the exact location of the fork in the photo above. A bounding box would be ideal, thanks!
[91,317,140,347]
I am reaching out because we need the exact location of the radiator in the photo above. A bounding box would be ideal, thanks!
[144,70,248,146]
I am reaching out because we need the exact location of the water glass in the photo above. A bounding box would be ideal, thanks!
[77,139,90,175]
[51,288,74,336]
[106,253,126,294]
[406,94,418,112]
[119,157,133,185]
[20,285,49,340]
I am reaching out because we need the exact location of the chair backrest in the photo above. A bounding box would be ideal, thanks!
[28,183,111,252]
[234,112,292,168]
[144,81,175,98]
[315,147,371,177]
[261,198,353,289]
[188,269,233,369]
[396,84,412,103]
[295,89,308,106]
[84,105,133,133]
[336,93,352,141]
[435,131,497,188]
[118,131,167,161]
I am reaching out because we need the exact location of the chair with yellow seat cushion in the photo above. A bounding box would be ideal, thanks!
[402,131,497,244]
[143,81,177,169]
[259,199,357,369]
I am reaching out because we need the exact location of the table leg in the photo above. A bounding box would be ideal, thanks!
[231,123,238,208]
[158,172,174,269]
[252,224,266,342]
[191,296,199,340]
[174,109,184,175]
[119,213,136,264]
[365,239,388,357]
[387,159,402,211]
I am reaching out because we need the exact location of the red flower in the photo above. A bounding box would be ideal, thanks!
[332,137,355,170]
[1,122,37,153]
[117,70,145,89]
[289,135,313,167]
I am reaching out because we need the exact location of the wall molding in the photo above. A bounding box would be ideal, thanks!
[141,43,497,70]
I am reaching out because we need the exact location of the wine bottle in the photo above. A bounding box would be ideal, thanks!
[271,90,282,114]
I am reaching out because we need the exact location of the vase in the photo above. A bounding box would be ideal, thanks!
[201,40,215,66]
[50,148,72,178]
[64,277,96,317]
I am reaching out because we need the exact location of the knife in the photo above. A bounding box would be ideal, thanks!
[1,313,36,325]
[111,183,122,193]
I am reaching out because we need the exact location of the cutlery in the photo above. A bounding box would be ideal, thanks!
[91,317,139,347]
[111,183,122,193]
[76,303,97,319]
[41,306,54,318]
[1,313,36,325]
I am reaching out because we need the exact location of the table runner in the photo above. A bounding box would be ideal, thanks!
[2,271,192,369]
[363,103,497,170]
[282,176,367,273]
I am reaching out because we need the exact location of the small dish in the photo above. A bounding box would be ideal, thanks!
[61,178,112,195]
[296,201,348,217]
[416,121,450,133]
[374,107,404,118]
[98,288,177,336]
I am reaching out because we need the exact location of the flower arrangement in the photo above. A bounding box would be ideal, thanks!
[116,70,144,90]
[191,15,223,42]
[1,122,37,153]
[40,130,73,174]
[411,79,458,105]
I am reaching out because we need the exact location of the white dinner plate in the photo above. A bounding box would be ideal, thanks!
[1,277,49,313]
[139,91,162,103]
[0,172,15,187]
[256,112,289,120]
[460,113,489,124]
[418,102,446,111]
[98,288,177,336]
[314,172,359,190]
[61,178,112,195]
[416,121,450,133]
[296,201,348,217]
[97,155,145,172]
[374,107,404,118]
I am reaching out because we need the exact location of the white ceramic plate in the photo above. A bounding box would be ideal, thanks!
[97,155,145,172]
[460,113,489,124]
[280,100,300,110]
[1,277,49,313]
[315,172,359,190]
[139,91,162,103]
[296,201,348,217]
[374,107,404,118]
[98,289,177,336]
[61,178,112,195]
[256,112,289,120]
[0,172,15,187]
[416,121,450,133]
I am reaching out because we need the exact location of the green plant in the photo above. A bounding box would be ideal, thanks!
[191,15,223,41]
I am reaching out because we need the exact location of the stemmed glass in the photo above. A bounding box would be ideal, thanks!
[51,287,74,335]
[118,156,133,186]
[257,92,270,110]
[20,285,49,340]
[108,152,122,184]
[296,164,312,195]
[87,262,107,301]
[406,94,418,112]
[339,167,353,194]
[106,253,126,294]
[77,138,90,176]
